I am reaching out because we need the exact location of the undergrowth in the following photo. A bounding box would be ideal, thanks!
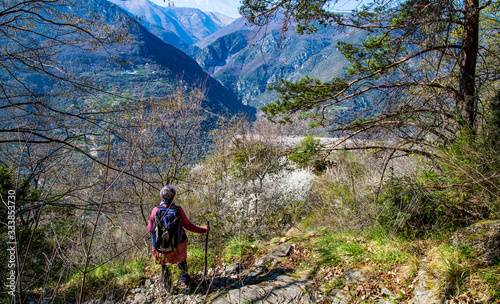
[26,124,500,303]
[223,235,263,264]
[61,258,146,302]
[284,226,500,303]
[428,244,500,302]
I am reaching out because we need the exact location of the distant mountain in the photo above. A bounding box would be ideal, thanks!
[108,0,235,56]
[194,17,251,49]
[68,0,254,116]
[195,18,365,108]
[107,0,364,110]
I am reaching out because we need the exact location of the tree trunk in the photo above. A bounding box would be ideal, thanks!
[458,0,480,134]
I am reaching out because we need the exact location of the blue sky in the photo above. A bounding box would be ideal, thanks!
[151,0,370,19]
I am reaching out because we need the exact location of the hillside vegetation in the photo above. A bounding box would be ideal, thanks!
[3,115,500,303]
[1,0,500,303]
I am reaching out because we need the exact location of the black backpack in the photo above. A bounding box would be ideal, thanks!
[151,203,185,254]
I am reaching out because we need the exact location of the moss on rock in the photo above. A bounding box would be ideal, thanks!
[450,220,500,265]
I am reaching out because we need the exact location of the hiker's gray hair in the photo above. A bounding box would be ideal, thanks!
[160,185,177,203]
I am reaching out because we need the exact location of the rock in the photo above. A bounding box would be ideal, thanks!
[244,265,264,277]
[133,293,147,304]
[271,243,293,257]
[380,286,393,297]
[210,274,315,304]
[225,262,242,275]
[285,227,301,238]
[344,268,366,283]
[408,270,444,304]
[328,289,349,304]
[255,256,278,270]
[450,220,500,265]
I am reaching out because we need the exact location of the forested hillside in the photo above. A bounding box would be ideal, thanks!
[195,18,367,108]
[110,0,371,109]
[1,0,499,303]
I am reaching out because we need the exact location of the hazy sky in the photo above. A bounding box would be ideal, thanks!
[151,0,242,18]
[150,0,369,19]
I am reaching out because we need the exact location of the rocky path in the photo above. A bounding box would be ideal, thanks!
[103,241,444,304]
[123,243,318,304]
[31,222,499,303]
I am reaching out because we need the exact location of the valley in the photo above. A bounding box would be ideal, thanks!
[1,0,499,303]
[108,0,364,109]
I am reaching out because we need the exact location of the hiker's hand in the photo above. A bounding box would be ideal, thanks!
[205,225,210,233]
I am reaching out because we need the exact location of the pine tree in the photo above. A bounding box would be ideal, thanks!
[240,0,500,153]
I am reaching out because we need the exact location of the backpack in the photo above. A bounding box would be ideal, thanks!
[151,203,185,254]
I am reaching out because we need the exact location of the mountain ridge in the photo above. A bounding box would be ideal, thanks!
[65,0,254,116]
[108,0,236,56]
[195,21,365,108]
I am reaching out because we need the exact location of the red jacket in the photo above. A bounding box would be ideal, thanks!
[147,203,207,265]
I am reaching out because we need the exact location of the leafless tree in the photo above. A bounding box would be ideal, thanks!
[0,1,210,302]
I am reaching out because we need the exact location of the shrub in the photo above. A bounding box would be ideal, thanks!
[64,258,146,300]
[377,173,447,237]
[308,150,382,230]
[289,136,326,173]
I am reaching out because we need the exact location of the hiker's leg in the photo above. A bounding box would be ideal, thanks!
[178,260,188,273]
[161,265,172,292]
[178,260,191,285]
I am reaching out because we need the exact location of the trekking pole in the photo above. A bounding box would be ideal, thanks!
[204,220,209,278]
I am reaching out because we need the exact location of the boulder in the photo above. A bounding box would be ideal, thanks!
[450,220,500,265]
[255,256,278,270]
[328,289,349,304]
[225,262,242,275]
[271,243,293,257]
[210,274,315,304]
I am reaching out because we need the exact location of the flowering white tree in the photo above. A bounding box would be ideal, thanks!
[187,116,317,238]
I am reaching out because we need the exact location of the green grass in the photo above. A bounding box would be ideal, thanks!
[368,238,412,266]
[429,245,500,302]
[316,234,367,267]
[223,236,259,263]
[64,258,146,299]
[316,228,412,268]
[187,244,216,275]
[478,266,500,300]
[320,277,344,293]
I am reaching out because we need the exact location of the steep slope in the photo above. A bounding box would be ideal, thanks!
[63,227,485,303]
[104,1,360,110]
[195,19,365,108]
[67,0,254,116]
[194,17,252,49]
[136,26,253,115]
[108,0,235,56]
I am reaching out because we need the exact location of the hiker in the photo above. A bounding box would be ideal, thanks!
[147,185,210,291]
